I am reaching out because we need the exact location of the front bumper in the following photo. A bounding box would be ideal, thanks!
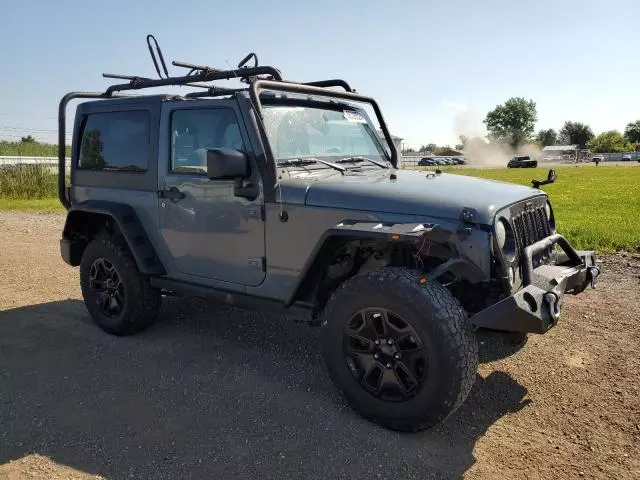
[469,234,600,334]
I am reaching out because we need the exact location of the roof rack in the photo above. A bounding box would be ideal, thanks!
[184,86,247,99]
[99,35,355,96]
[101,35,285,96]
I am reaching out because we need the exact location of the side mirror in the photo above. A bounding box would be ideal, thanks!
[206,148,249,180]
[531,168,558,189]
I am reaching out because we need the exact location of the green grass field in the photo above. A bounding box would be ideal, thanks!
[1,164,638,252]
[0,198,64,212]
[430,165,639,253]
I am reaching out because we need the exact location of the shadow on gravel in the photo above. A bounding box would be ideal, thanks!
[0,299,531,480]
[476,329,529,363]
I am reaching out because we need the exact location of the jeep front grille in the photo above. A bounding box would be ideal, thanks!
[511,202,552,256]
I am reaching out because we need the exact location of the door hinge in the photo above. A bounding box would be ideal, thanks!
[247,205,265,221]
[248,257,266,271]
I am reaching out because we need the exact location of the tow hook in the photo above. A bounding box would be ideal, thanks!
[544,292,561,322]
[587,266,600,288]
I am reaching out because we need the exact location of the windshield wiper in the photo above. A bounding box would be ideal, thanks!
[278,157,346,174]
[315,158,346,174]
[335,156,389,169]
[277,158,318,166]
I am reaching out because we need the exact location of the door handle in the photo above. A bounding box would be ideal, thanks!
[158,186,185,201]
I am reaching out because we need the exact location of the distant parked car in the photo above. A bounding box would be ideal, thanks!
[621,154,632,161]
[507,155,538,168]
[417,157,438,166]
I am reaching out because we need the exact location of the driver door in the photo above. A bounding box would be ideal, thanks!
[157,101,266,287]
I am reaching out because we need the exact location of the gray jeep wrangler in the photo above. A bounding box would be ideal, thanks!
[56,37,600,432]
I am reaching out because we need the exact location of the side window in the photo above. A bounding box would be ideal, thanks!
[170,108,245,174]
[78,110,150,171]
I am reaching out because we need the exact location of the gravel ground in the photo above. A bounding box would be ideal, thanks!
[0,211,638,480]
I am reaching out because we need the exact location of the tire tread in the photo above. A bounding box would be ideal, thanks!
[320,266,478,432]
[80,231,160,336]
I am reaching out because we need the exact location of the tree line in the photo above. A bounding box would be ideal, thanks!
[407,97,640,154]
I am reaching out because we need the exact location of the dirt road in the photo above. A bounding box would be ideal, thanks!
[0,212,638,480]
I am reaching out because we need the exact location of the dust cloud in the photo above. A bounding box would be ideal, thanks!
[453,109,541,167]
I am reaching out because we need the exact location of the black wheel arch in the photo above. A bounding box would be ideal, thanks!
[61,200,165,276]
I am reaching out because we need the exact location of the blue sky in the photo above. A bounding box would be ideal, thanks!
[1,0,638,148]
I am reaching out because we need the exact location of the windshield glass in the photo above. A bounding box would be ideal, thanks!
[261,104,389,164]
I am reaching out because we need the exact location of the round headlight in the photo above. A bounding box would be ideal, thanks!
[545,201,556,230]
[495,218,517,262]
[495,220,506,249]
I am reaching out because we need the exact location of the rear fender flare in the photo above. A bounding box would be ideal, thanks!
[62,200,165,275]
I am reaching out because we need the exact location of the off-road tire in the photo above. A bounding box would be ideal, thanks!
[320,267,478,432]
[80,232,161,336]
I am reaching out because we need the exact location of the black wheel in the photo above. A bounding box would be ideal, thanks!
[320,267,478,432]
[80,232,161,335]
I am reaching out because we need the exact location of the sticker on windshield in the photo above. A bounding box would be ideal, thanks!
[343,109,367,123]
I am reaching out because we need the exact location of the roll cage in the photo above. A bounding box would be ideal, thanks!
[58,34,398,209]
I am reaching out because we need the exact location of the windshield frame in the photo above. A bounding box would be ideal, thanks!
[259,97,391,167]
[249,79,398,168]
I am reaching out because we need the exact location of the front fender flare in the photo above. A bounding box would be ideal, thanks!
[285,220,461,307]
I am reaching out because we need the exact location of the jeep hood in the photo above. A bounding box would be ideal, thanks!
[280,168,545,225]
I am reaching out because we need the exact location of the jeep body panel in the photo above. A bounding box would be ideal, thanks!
[258,202,492,303]
[155,97,267,287]
[66,96,170,275]
[278,168,546,225]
